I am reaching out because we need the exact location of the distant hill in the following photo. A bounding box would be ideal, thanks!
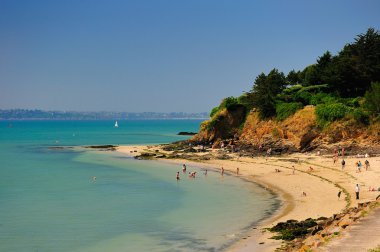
[0,109,209,120]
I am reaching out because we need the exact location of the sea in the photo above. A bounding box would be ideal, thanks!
[0,120,279,252]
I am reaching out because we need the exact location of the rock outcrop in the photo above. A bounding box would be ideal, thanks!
[191,106,380,154]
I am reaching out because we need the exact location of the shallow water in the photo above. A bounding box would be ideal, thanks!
[0,120,279,251]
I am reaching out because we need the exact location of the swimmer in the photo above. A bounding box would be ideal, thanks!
[92,176,97,182]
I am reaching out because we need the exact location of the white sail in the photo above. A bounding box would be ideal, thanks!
[114,121,119,128]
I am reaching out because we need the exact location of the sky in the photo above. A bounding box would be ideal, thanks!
[0,0,379,113]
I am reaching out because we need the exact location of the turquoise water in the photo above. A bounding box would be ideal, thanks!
[0,120,278,252]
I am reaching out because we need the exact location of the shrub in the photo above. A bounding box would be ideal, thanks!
[316,103,350,127]
[276,102,303,121]
[346,97,361,107]
[352,108,369,125]
[220,97,239,110]
[310,92,337,105]
[292,91,312,105]
[210,106,219,117]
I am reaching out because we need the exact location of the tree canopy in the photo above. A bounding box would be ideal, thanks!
[210,28,380,125]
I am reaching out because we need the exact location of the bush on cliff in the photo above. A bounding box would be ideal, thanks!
[316,103,350,127]
[276,102,303,121]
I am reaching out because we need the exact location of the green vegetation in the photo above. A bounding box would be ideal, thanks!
[364,82,380,116]
[315,103,350,127]
[269,218,318,241]
[276,102,303,121]
[206,28,380,131]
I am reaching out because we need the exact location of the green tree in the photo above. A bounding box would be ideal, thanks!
[286,69,301,85]
[303,65,320,86]
[250,69,286,119]
[364,82,380,115]
[329,28,380,96]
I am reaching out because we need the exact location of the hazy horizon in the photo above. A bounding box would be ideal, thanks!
[1,0,379,112]
[0,108,208,113]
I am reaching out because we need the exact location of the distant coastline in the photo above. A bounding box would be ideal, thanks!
[0,109,209,120]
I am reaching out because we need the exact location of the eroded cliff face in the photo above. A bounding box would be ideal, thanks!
[193,106,380,153]
[239,106,318,151]
[192,106,246,143]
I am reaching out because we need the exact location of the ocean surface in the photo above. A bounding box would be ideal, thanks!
[0,120,279,252]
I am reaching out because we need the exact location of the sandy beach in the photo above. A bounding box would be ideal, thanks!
[115,144,380,251]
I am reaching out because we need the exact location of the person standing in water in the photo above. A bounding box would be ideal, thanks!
[182,164,187,173]
[221,167,224,176]
[176,172,180,180]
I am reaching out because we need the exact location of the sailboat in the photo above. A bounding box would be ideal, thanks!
[114,121,119,128]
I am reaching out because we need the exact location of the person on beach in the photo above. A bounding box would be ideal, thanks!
[308,166,314,172]
[356,161,362,172]
[355,184,360,200]
[341,159,346,170]
[338,191,342,199]
[182,164,187,173]
[265,148,272,161]
[221,167,224,176]
[292,165,295,175]
[365,160,370,171]
[236,167,239,175]
[176,172,180,180]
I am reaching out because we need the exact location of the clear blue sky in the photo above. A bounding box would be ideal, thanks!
[1,0,379,112]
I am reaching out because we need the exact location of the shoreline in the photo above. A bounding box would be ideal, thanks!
[115,144,380,251]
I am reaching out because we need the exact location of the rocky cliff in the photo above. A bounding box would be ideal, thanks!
[192,106,380,154]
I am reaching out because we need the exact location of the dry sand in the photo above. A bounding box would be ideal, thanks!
[116,145,380,251]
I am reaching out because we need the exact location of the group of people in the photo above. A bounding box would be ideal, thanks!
[176,164,207,180]
[342,159,370,172]
[340,159,370,172]
[176,164,241,180]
